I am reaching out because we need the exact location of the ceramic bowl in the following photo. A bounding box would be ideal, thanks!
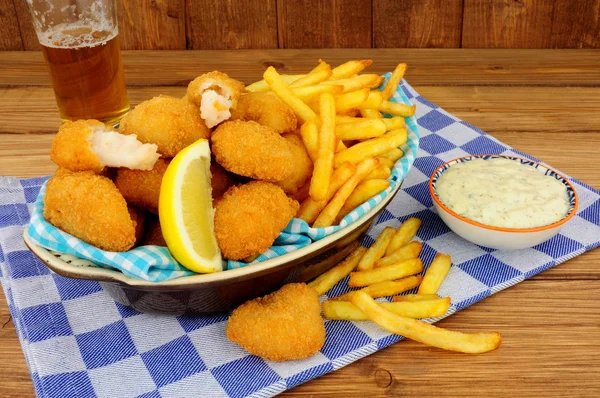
[24,182,401,314]
[429,154,578,250]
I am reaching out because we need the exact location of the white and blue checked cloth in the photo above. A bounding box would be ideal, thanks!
[1,81,600,398]
[25,75,420,280]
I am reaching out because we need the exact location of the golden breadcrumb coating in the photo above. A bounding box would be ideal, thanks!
[226,283,326,361]
[210,162,236,201]
[141,213,167,247]
[211,120,295,183]
[119,95,210,157]
[214,181,299,260]
[276,133,313,194]
[230,92,297,134]
[186,71,245,109]
[44,169,136,252]
[50,119,114,173]
[114,158,170,214]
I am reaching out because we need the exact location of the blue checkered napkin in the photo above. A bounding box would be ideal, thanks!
[26,76,420,277]
[2,81,600,398]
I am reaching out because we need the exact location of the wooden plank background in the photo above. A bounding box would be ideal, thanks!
[2,0,599,51]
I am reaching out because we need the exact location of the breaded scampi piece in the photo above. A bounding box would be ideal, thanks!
[114,158,170,214]
[226,283,326,361]
[141,213,167,247]
[211,120,295,183]
[50,119,160,173]
[210,162,236,201]
[276,133,313,194]
[44,169,137,252]
[214,181,299,260]
[186,71,245,128]
[230,92,297,134]
[128,206,145,245]
[119,95,210,158]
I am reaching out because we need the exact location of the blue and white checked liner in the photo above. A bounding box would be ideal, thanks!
[2,81,600,398]
[25,74,419,280]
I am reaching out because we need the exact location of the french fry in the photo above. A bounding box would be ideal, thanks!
[308,245,367,295]
[362,165,392,181]
[379,101,416,117]
[299,120,319,162]
[357,227,397,271]
[376,156,395,169]
[246,74,305,92]
[381,63,407,100]
[375,241,422,268]
[336,179,390,223]
[290,181,311,203]
[380,148,404,163]
[313,157,379,228]
[313,59,331,73]
[333,275,422,301]
[393,293,440,302]
[334,88,370,111]
[386,217,422,255]
[333,128,407,168]
[297,162,356,224]
[293,84,344,102]
[290,65,332,88]
[321,74,384,93]
[336,140,347,152]
[382,117,406,131]
[348,258,423,287]
[309,93,336,201]
[418,253,452,295]
[360,90,384,109]
[263,66,317,122]
[351,292,502,354]
[331,59,372,79]
[323,296,451,321]
[360,108,382,118]
[335,115,362,124]
[335,119,386,140]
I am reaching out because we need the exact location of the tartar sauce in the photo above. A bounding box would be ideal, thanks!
[436,158,570,229]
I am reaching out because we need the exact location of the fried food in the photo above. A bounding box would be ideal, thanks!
[120,95,210,158]
[128,206,145,245]
[141,213,167,246]
[214,181,299,260]
[210,162,236,201]
[226,283,325,361]
[50,119,160,173]
[44,169,137,252]
[114,158,170,214]
[276,133,313,194]
[211,120,295,183]
[186,71,245,128]
[229,92,297,134]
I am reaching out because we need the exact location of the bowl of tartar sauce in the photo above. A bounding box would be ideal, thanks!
[429,155,578,250]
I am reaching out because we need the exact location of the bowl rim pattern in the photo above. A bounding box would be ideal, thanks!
[429,154,579,233]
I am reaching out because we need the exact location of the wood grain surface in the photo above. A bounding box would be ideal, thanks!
[0,49,599,397]
[186,0,278,50]
[463,0,600,49]
[277,0,372,48]
[373,0,464,48]
[2,1,600,50]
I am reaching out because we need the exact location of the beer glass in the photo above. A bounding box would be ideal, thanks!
[26,0,130,124]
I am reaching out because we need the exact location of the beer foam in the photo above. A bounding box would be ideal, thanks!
[37,22,117,49]
[32,0,117,49]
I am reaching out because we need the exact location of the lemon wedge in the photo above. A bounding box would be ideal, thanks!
[159,139,223,273]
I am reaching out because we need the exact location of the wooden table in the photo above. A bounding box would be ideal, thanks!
[1,49,599,397]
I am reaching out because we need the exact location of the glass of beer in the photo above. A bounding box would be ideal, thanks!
[26,0,129,124]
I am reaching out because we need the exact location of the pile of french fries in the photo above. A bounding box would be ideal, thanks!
[308,217,502,354]
[249,60,415,227]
